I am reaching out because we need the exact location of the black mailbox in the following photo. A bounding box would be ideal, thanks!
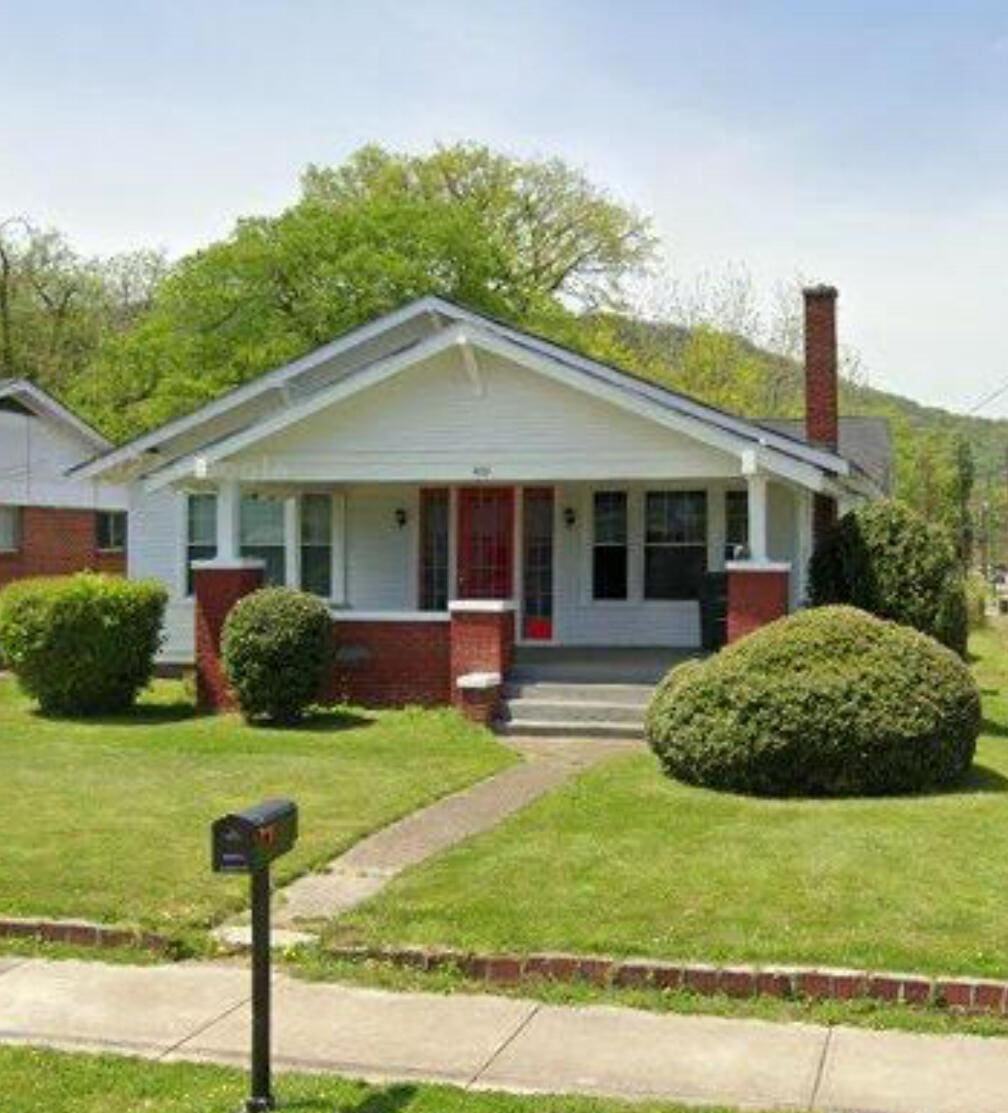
[212,798,298,874]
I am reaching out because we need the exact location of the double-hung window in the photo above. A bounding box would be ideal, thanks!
[96,510,127,552]
[724,490,749,561]
[300,493,332,598]
[419,488,450,611]
[239,495,286,586]
[186,494,217,595]
[644,491,707,600]
[592,491,628,600]
[0,506,22,553]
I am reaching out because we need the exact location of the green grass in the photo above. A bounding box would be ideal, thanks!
[0,1046,745,1113]
[335,620,1008,980]
[0,677,512,933]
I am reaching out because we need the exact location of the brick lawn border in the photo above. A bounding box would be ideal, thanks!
[0,917,172,954]
[323,944,1008,1016]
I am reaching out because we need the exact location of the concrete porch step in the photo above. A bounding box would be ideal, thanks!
[502,697,646,726]
[503,681,654,706]
[495,717,645,740]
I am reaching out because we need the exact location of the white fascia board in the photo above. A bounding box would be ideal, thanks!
[74,295,452,480]
[427,299,850,477]
[144,324,470,491]
[0,380,111,450]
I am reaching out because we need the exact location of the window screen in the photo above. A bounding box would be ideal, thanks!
[186,493,217,595]
[592,491,627,600]
[644,491,707,600]
[240,495,286,586]
[300,494,332,598]
[0,506,22,553]
[96,510,127,552]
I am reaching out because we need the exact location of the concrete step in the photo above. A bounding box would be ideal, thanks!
[495,718,645,740]
[503,681,654,706]
[502,697,646,726]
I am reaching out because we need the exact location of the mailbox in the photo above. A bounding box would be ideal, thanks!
[212,798,298,874]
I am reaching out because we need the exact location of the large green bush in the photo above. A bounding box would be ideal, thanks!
[0,573,166,715]
[222,587,332,724]
[808,499,968,656]
[646,606,980,797]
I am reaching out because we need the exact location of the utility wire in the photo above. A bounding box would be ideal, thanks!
[966,376,1008,416]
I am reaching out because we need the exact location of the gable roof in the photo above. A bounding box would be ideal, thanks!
[0,379,111,450]
[73,296,877,496]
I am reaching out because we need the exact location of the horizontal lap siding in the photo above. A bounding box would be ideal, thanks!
[326,620,451,706]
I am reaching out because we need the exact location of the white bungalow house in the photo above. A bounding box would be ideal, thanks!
[74,286,885,732]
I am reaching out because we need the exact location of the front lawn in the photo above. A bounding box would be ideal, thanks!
[337,620,1008,979]
[0,677,512,933]
[0,1047,744,1113]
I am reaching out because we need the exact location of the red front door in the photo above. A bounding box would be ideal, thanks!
[457,487,514,599]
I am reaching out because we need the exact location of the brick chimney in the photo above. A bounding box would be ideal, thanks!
[803,284,839,451]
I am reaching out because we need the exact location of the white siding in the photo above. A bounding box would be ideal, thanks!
[0,410,126,510]
[767,481,803,610]
[226,350,741,483]
[344,485,418,610]
[128,484,193,663]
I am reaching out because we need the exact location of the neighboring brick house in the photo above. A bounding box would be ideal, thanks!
[0,380,128,587]
[76,287,888,726]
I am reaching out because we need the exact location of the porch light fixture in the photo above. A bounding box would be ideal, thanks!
[563,507,577,529]
[394,508,408,529]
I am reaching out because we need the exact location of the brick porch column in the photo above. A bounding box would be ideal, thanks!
[449,600,516,724]
[725,562,791,644]
[193,559,264,711]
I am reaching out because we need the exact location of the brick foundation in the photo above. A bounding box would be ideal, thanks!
[0,506,125,587]
[193,562,265,711]
[726,563,790,643]
[450,602,515,721]
[326,619,452,706]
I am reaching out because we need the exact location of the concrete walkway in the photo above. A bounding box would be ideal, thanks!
[2,956,1006,1112]
[270,736,636,927]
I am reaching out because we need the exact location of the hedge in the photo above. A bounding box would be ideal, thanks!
[0,573,167,715]
[808,499,968,656]
[221,587,332,724]
[646,605,980,797]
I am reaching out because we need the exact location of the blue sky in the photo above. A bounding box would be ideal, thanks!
[3,1,1008,414]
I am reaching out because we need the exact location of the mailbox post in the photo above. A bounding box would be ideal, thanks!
[212,799,298,1113]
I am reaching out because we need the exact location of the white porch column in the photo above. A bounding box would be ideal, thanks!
[746,473,768,562]
[331,492,347,605]
[217,478,242,562]
[284,496,300,587]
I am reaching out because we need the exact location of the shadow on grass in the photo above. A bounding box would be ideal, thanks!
[958,762,1008,794]
[31,701,201,726]
[283,1084,419,1111]
[981,716,1008,740]
[246,706,375,733]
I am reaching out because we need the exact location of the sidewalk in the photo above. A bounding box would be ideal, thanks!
[1,955,1005,1112]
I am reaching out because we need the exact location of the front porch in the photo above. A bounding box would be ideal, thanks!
[189,475,805,721]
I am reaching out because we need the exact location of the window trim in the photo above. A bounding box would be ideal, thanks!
[185,492,218,597]
[591,489,629,602]
[0,505,22,554]
[95,509,127,553]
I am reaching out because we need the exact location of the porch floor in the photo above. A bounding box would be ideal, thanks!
[509,646,701,686]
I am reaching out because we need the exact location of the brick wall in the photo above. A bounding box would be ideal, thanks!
[193,564,265,710]
[326,619,452,707]
[726,566,790,643]
[0,507,125,588]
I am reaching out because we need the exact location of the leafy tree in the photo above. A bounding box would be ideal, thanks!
[0,216,166,396]
[72,144,655,439]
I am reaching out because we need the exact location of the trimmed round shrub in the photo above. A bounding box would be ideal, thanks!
[646,606,980,797]
[0,572,167,715]
[222,587,332,724]
[808,499,968,657]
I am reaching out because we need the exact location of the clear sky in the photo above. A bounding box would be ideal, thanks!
[3,1,1007,414]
